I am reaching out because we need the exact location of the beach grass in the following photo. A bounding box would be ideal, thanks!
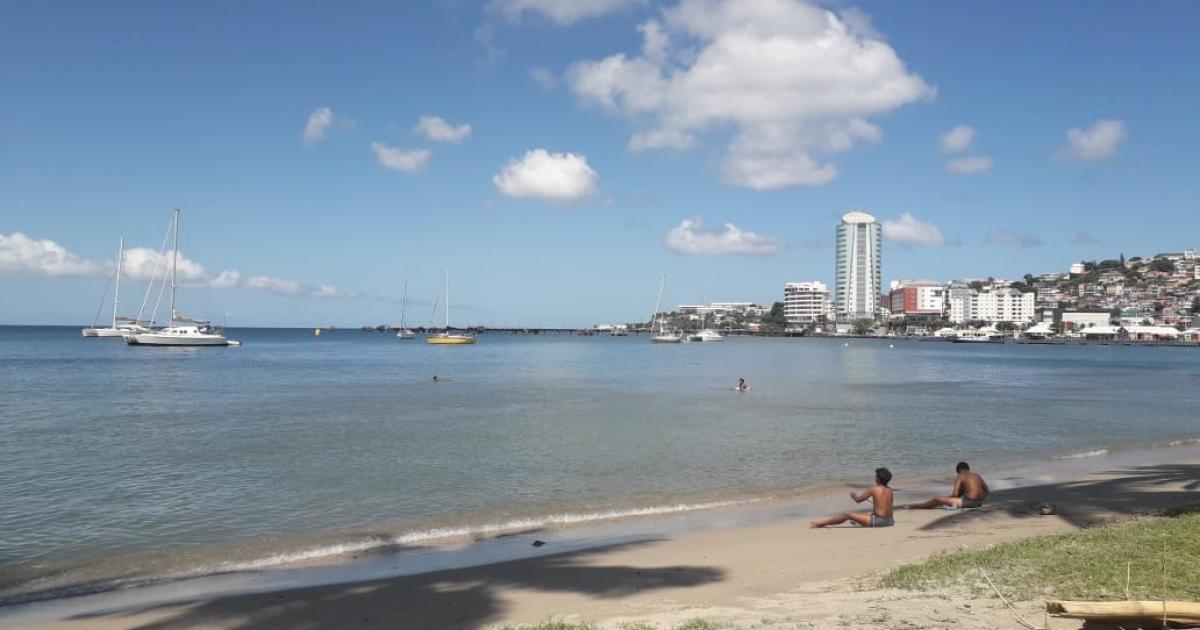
[880,507,1200,601]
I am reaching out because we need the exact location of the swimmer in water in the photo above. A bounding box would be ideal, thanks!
[432,375,439,383]
[737,378,749,391]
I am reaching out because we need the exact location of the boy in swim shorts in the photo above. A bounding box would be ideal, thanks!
[810,468,894,528]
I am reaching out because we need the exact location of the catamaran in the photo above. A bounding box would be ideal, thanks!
[82,238,151,338]
[396,279,415,339]
[649,275,682,343]
[426,269,475,345]
[126,209,239,347]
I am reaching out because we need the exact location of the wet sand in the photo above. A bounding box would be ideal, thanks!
[6,449,1198,629]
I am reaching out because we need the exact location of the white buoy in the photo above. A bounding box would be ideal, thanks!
[843,342,849,347]
[889,344,894,348]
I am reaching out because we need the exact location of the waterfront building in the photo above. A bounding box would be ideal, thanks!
[1069,262,1086,275]
[834,210,882,320]
[887,279,945,318]
[948,285,1035,324]
[783,281,833,326]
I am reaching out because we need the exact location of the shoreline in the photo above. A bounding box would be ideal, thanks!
[4,434,1198,610]
[4,441,1200,628]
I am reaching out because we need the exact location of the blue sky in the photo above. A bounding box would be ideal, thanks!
[2,0,1198,327]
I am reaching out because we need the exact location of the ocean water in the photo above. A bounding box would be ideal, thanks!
[1,326,1199,604]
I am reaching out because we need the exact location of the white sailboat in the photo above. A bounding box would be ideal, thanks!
[688,294,725,342]
[82,238,150,338]
[426,269,475,344]
[126,209,238,347]
[396,279,415,339]
[649,275,682,343]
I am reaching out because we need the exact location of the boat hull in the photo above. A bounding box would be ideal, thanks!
[83,326,148,338]
[426,335,476,345]
[651,335,682,343]
[126,330,231,346]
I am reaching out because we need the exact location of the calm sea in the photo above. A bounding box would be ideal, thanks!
[2,326,1199,604]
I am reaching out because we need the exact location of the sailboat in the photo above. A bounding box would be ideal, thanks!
[82,238,151,338]
[396,279,415,339]
[649,275,682,343]
[688,296,725,342]
[426,269,475,345]
[126,209,238,347]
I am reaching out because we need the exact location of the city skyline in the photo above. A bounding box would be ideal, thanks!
[2,1,1199,327]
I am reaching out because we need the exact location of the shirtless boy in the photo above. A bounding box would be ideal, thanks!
[810,467,894,528]
[903,461,989,509]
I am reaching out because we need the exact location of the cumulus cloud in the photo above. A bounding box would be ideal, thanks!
[881,213,946,246]
[371,142,431,172]
[493,149,598,205]
[985,230,1043,248]
[939,124,975,153]
[1058,119,1127,161]
[490,0,645,25]
[529,66,557,90]
[566,0,933,190]
[302,107,335,144]
[946,155,993,175]
[1,231,355,299]
[664,219,785,255]
[414,115,472,144]
[0,232,105,277]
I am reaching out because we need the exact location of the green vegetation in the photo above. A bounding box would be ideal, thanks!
[1151,258,1177,273]
[851,318,875,335]
[880,508,1200,601]
[760,302,787,331]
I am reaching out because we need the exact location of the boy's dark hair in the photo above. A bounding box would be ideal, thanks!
[874,467,892,487]
[956,461,971,473]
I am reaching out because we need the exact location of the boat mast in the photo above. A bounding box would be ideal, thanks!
[112,238,124,328]
[652,275,665,334]
[170,209,179,327]
[401,279,408,328]
[444,269,451,330]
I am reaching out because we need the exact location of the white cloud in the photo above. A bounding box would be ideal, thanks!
[371,142,431,172]
[985,230,1043,248]
[414,115,472,144]
[1058,119,1127,161]
[939,124,975,153]
[664,219,785,255]
[0,231,355,299]
[490,0,645,25]
[881,213,945,246]
[566,0,933,190]
[629,127,696,152]
[493,149,598,205]
[302,107,335,144]
[946,155,993,175]
[529,66,557,90]
[0,232,105,277]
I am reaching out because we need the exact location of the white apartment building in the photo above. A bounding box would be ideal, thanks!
[784,281,833,325]
[948,286,1036,324]
[834,210,882,320]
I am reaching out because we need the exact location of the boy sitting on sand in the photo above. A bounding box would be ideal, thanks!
[901,461,989,510]
[810,467,894,528]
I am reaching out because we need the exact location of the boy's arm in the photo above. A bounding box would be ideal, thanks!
[850,488,873,503]
[950,476,963,497]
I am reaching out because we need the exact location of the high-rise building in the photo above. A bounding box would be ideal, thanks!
[784,282,832,326]
[834,210,882,320]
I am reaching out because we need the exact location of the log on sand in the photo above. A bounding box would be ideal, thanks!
[1047,600,1200,625]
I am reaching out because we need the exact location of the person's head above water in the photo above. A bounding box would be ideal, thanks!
[738,378,745,384]
[956,461,970,473]
[875,467,892,487]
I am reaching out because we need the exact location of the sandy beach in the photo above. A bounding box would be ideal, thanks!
[4,449,1197,630]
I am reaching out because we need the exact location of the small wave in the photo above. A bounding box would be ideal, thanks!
[1055,448,1109,460]
[207,499,758,573]
[0,499,759,607]
[1167,438,1200,447]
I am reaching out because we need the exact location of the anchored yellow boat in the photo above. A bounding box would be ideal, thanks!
[426,269,476,345]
